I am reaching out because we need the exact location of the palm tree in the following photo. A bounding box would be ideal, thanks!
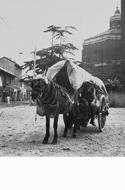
[54,26,77,57]
[44,25,61,50]
[55,26,77,45]
[22,25,78,75]
[55,29,72,45]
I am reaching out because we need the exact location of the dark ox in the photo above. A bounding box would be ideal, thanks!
[31,77,73,144]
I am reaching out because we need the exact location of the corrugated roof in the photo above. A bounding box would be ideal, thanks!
[0,66,15,76]
[0,57,22,69]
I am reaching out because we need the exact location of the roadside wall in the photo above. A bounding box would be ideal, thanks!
[109,91,125,107]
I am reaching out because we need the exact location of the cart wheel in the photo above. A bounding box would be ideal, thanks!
[98,98,107,132]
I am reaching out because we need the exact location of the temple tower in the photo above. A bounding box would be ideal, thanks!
[110,6,121,29]
[121,0,125,59]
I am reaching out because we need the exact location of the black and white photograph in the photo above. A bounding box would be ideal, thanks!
[1,1,125,189]
[0,0,125,159]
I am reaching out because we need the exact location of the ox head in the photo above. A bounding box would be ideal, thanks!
[30,76,49,102]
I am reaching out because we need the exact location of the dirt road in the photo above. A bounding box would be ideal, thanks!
[0,105,125,156]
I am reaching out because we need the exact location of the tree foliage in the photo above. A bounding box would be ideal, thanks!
[106,77,122,92]
[22,25,78,74]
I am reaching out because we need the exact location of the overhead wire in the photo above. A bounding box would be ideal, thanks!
[0,15,10,29]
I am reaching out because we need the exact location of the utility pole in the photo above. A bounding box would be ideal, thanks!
[33,46,37,79]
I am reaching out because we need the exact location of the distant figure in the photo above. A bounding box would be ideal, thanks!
[7,96,11,104]
[2,90,6,102]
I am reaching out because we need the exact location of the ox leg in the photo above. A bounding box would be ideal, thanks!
[72,123,78,138]
[63,114,68,137]
[63,113,72,137]
[42,116,50,144]
[52,115,59,144]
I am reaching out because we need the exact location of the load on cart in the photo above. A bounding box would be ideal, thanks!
[46,59,109,137]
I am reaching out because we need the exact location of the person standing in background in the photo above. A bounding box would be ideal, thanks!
[7,95,11,104]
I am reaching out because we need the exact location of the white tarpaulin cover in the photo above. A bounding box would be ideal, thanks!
[46,60,107,94]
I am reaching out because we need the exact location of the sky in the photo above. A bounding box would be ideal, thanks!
[0,0,120,65]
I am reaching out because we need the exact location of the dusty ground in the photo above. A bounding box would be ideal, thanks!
[0,104,125,156]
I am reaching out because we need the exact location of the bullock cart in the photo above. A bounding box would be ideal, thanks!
[46,60,109,133]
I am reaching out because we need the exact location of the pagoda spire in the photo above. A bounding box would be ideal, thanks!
[110,5,121,29]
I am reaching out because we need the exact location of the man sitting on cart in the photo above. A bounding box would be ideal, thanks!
[78,82,97,126]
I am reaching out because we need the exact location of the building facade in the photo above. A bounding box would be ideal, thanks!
[82,6,121,63]
[0,57,22,102]
[82,0,125,86]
